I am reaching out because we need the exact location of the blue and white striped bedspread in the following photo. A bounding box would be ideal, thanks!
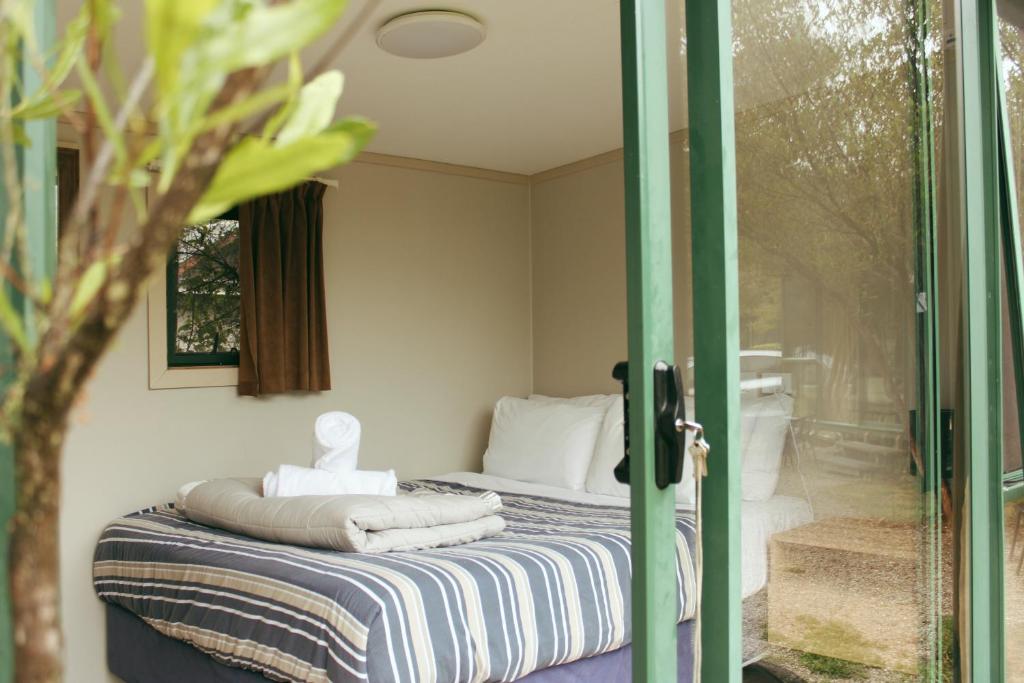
[94,480,698,682]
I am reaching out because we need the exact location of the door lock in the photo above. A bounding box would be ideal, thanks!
[612,360,694,489]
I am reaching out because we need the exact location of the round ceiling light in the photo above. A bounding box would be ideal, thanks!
[376,11,486,59]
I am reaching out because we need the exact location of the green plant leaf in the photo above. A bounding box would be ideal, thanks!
[76,60,127,166]
[0,287,29,354]
[68,254,121,321]
[197,82,293,135]
[190,117,375,222]
[144,0,219,98]
[11,89,81,120]
[275,70,343,147]
[261,52,303,140]
[44,2,92,84]
[9,2,88,119]
[198,0,348,76]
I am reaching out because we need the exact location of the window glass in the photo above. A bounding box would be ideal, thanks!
[167,208,241,366]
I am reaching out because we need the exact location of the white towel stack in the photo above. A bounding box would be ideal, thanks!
[262,464,397,497]
[259,412,398,498]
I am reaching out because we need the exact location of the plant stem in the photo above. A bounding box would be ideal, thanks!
[9,382,66,683]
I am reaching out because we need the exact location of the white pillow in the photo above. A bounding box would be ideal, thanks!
[533,395,697,505]
[528,393,618,409]
[483,397,605,490]
[740,393,793,501]
[582,392,793,503]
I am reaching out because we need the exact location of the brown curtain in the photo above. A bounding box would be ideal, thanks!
[237,182,331,396]
[57,147,79,242]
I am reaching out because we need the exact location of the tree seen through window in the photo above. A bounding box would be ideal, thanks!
[167,208,241,366]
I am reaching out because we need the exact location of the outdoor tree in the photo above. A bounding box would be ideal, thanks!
[0,1,375,681]
[172,215,242,356]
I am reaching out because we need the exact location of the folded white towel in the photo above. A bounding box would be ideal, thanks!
[262,464,397,498]
[313,411,361,473]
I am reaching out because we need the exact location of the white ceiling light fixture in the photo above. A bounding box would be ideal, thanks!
[376,10,486,59]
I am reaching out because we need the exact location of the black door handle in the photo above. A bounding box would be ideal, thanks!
[612,360,689,489]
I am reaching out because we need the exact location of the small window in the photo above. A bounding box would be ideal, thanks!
[166,208,241,367]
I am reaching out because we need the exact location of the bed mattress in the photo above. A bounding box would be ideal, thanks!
[434,472,813,598]
[94,478,699,683]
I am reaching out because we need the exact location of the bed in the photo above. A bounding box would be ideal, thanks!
[95,471,810,683]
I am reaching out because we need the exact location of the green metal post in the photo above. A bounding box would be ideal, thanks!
[909,0,943,676]
[685,0,742,680]
[1,3,58,682]
[957,0,1005,677]
[619,0,678,680]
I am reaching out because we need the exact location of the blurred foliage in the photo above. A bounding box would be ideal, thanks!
[0,3,376,675]
[0,0,376,370]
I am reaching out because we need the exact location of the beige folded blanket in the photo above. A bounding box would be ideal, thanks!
[178,478,505,553]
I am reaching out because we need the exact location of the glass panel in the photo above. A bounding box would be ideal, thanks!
[170,212,241,357]
[999,10,1024,679]
[1002,14,1024,479]
[667,0,949,677]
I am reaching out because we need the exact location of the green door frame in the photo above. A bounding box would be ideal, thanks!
[619,0,681,680]
[684,0,743,681]
[958,0,1006,678]
[0,2,58,682]
[619,0,743,678]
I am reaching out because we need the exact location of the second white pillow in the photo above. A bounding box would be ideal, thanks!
[582,395,697,505]
[483,397,605,491]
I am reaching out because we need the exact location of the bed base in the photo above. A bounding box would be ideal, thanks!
[106,603,696,682]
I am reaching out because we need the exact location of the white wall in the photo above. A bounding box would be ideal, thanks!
[530,143,693,397]
[60,160,533,682]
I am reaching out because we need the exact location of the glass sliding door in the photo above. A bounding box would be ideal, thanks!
[668,0,948,677]
[997,6,1024,679]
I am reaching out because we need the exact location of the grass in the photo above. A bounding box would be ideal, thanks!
[797,652,868,679]
[791,615,879,664]
[941,614,955,682]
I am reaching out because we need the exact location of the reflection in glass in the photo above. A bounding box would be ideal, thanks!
[671,0,949,677]
[1001,13,1024,680]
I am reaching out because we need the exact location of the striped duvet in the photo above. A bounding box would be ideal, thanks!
[94,480,698,682]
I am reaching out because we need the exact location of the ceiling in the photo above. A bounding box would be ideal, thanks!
[58,0,689,175]
[60,0,1024,175]
[318,0,634,174]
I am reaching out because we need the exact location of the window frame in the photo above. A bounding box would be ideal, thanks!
[164,207,242,369]
[146,198,239,390]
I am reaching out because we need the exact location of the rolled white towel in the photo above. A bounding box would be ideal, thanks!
[262,464,397,498]
[313,411,361,473]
